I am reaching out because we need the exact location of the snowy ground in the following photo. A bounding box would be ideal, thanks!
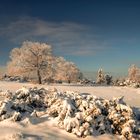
[0,81,140,140]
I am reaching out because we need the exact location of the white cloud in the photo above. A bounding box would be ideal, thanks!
[0,16,110,56]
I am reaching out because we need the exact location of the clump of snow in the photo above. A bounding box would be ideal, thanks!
[0,87,140,139]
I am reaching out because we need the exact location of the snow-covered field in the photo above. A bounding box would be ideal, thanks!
[0,81,140,140]
[0,81,140,107]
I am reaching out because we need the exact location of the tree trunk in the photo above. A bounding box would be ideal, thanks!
[37,69,42,84]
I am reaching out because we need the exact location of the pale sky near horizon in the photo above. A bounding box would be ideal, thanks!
[0,0,140,76]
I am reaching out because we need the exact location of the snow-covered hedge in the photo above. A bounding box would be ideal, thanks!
[114,79,140,88]
[1,75,28,83]
[0,87,140,139]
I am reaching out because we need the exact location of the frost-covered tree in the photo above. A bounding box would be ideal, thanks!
[65,61,81,83]
[96,68,105,84]
[7,41,82,84]
[7,41,52,84]
[128,64,140,82]
[54,57,82,83]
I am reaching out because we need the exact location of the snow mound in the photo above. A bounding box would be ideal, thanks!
[0,87,140,139]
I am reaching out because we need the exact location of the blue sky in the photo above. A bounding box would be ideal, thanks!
[0,0,140,76]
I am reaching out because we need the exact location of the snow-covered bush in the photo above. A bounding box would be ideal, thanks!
[0,87,140,139]
[114,78,140,88]
[1,74,28,83]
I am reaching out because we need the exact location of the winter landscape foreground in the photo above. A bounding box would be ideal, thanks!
[0,81,140,140]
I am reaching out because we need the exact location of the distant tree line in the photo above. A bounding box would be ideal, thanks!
[95,65,140,86]
[2,41,140,86]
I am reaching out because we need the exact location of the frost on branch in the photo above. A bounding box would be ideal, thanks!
[0,87,140,139]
